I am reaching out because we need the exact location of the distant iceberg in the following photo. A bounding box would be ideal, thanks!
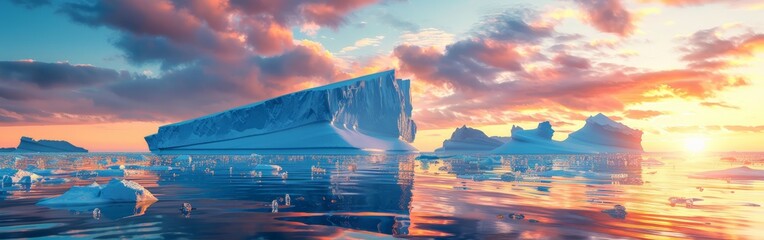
[493,114,643,154]
[145,70,417,154]
[435,125,505,152]
[1,137,88,153]
[38,178,157,205]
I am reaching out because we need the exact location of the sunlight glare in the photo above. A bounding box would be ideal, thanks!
[684,136,707,153]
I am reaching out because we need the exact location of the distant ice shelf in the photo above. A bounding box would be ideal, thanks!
[145,70,418,154]
[0,137,88,153]
[492,113,643,154]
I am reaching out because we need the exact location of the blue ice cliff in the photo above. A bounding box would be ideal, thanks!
[145,70,417,154]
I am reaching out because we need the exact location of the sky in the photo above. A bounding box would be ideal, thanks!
[0,0,763,152]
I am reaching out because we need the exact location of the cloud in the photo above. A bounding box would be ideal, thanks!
[0,61,128,89]
[724,125,764,132]
[398,28,455,50]
[393,10,749,130]
[340,36,385,53]
[573,0,634,36]
[0,0,378,126]
[700,101,739,109]
[623,110,665,119]
[680,27,764,66]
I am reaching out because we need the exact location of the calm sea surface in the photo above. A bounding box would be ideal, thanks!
[1,153,763,239]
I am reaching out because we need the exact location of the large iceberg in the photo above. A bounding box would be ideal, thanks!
[2,137,88,153]
[38,178,157,205]
[145,70,417,154]
[435,125,505,152]
[492,114,643,154]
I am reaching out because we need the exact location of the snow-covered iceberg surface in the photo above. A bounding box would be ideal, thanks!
[38,178,157,205]
[3,137,88,153]
[493,114,643,154]
[435,125,505,152]
[145,70,417,154]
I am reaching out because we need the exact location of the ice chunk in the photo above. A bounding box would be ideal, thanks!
[38,179,157,205]
[285,194,291,206]
[602,204,627,219]
[144,70,417,154]
[93,208,101,219]
[0,169,43,184]
[271,199,279,213]
[254,164,282,172]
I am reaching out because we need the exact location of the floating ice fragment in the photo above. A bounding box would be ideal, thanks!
[602,204,627,219]
[271,200,278,213]
[93,208,101,219]
[285,194,291,206]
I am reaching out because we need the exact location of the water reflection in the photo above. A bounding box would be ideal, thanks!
[0,153,763,238]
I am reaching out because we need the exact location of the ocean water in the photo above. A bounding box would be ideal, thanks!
[1,153,763,239]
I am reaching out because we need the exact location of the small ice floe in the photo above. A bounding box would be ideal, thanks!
[31,169,71,176]
[280,172,288,180]
[93,208,101,220]
[180,202,196,217]
[528,219,540,223]
[38,178,157,205]
[174,155,192,165]
[271,199,279,213]
[41,177,71,185]
[72,169,125,178]
[112,165,173,171]
[254,164,282,172]
[0,169,44,184]
[690,166,764,180]
[311,166,326,174]
[668,197,703,208]
[508,213,525,220]
[602,205,627,219]
[285,194,291,206]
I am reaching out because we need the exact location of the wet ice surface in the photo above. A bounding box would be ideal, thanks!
[1,153,764,239]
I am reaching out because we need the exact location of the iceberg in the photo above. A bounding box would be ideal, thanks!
[0,169,44,184]
[38,178,157,205]
[689,166,764,180]
[145,70,417,154]
[492,114,643,154]
[2,137,88,153]
[434,125,505,152]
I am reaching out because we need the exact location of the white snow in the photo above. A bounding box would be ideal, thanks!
[38,178,157,205]
[493,114,643,154]
[145,70,417,154]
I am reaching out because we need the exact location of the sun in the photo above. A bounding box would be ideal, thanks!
[684,137,707,153]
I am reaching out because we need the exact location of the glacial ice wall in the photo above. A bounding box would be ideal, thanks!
[145,70,417,153]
